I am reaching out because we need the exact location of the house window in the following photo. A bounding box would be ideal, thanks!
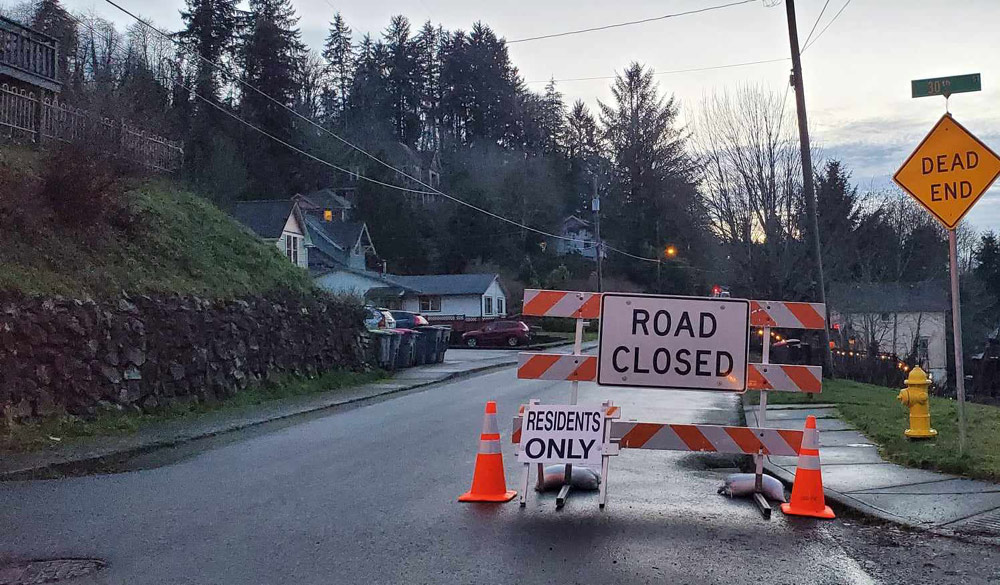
[917,336,930,365]
[497,297,504,315]
[419,296,441,312]
[484,296,493,315]
[284,235,300,265]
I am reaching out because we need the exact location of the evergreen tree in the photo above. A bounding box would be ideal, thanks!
[539,79,566,155]
[599,62,705,292]
[382,15,421,146]
[238,0,306,196]
[321,12,353,122]
[179,0,239,176]
[346,34,392,142]
[179,0,238,106]
[564,99,600,215]
[439,23,520,146]
[815,159,861,283]
[413,21,442,150]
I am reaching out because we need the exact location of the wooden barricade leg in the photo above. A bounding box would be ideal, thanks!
[556,315,585,509]
[753,326,772,519]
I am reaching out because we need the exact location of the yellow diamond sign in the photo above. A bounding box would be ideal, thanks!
[893,114,1000,229]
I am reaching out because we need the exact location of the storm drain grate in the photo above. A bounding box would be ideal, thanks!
[949,508,1000,537]
[0,559,105,585]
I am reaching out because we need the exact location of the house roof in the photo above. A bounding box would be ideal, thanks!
[231,200,298,240]
[303,214,374,270]
[828,281,950,314]
[295,189,353,211]
[387,273,500,296]
[305,214,367,251]
[562,215,591,231]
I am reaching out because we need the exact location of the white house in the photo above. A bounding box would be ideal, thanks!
[371,274,508,319]
[554,215,602,259]
[313,267,398,297]
[231,200,310,269]
[829,281,950,383]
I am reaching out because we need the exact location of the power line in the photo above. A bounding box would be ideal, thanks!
[99,0,624,250]
[525,57,789,85]
[800,0,831,49]
[507,0,757,44]
[90,0,667,264]
[802,0,852,52]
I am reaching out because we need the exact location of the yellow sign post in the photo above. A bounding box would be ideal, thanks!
[894,112,1000,455]
[893,114,1000,229]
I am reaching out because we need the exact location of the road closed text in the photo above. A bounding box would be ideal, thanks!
[610,309,734,378]
[598,294,749,391]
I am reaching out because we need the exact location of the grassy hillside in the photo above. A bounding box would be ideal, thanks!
[0,147,313,298]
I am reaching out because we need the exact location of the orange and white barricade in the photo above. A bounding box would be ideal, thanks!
[748,299,827,518]
[515,289,603,507]
[515,289,828,518]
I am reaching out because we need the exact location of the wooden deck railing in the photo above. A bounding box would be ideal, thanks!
[0,16,59,91]
[1,83,184,172]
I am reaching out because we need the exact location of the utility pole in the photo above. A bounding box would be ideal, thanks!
[593,175,603,292]
[783,0,834,375]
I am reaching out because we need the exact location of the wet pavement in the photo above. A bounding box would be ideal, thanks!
[2,367,998,584]
[0,343,595,480]
[746,401,1000,536]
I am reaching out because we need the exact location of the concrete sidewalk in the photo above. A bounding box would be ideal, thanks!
[0,342,597,480]
[743,400,1000,538]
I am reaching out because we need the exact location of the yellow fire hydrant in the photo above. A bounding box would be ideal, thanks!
[897,366,937,439]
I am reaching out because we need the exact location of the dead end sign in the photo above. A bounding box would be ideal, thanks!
[598,293,749,391]
[893,114,1000,229]
[516,404,605,467]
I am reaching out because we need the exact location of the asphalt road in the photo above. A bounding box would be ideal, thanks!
[2,367,998,585]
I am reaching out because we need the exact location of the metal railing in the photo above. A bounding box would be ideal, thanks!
[0,16,58,88]
[0,83,183,172]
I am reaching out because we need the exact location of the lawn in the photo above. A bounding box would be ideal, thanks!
[542,331,599,343]
[1,369,388,453]
[751,378,1000,482]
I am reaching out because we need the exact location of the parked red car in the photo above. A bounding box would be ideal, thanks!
[461,320,531,348]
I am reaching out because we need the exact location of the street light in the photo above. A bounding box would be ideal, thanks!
[664,245,677,259]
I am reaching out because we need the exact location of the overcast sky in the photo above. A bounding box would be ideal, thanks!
[55,0,1000,230]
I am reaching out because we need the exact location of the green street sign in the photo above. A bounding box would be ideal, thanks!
[912,74,981,98]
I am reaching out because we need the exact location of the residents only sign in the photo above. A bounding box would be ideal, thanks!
[516,404,605,467]
[597,293,750,391]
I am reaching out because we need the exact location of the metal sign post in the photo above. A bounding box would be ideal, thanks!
[948,229,967,454]
[556,316,586,508]
[894,80,998,455]
[754,325,772,519]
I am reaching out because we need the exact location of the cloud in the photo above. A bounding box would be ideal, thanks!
[814,113,1000,230]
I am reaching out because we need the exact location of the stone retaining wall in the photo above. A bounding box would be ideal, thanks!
[0,292,369,423]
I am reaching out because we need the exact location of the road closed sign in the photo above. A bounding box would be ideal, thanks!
[516,404,606,467]
[597,293,749,391]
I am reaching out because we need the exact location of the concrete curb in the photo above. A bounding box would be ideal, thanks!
[0,358,523,481]
[740,398,1000,544]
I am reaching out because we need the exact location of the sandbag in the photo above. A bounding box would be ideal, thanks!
[717,473,786,502]
[536,464,601,492]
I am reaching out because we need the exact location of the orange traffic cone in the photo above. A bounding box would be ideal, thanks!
[459,401,517,503]
[781,415,835,519]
